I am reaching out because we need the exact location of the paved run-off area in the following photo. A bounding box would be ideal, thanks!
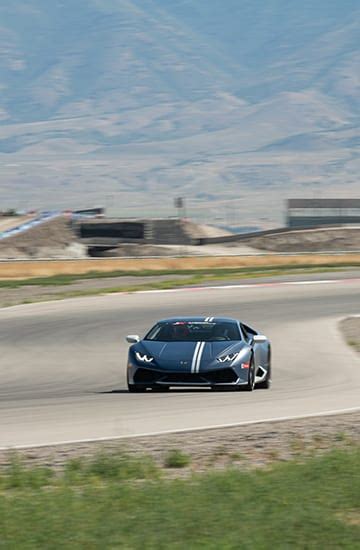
[0,273,359,451]
[1,307,359,471]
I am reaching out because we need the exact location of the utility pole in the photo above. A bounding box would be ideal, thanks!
[174,197,187,256]
[174,197,185,219]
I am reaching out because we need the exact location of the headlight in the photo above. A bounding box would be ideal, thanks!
[217,352,239,363]
[135,352,154,363]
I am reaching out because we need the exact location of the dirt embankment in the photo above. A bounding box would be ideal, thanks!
[0,216,86,259]
[240,227,360,252]
[0,214,37,232]
[1,219,359,259]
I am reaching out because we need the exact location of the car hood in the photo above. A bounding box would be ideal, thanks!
[133,340,246,371]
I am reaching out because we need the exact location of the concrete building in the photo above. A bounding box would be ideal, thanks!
[287,199,360,228]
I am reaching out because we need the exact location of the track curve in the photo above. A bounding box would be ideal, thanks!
[0,275,359,448]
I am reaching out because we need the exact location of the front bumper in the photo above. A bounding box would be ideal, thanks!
[128,364,248,387]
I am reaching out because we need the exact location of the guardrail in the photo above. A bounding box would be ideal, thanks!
[0,212,61,241]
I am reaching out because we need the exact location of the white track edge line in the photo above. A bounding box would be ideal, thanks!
[135,278,360,295]
[1,278,359,312]
[2,407,359,451]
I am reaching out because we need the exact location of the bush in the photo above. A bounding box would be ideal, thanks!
[84,452,159,481]
[164,449,191,469]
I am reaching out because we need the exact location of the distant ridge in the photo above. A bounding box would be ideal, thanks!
[0,1,359,224]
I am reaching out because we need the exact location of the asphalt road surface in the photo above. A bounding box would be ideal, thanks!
[1,273,359,448]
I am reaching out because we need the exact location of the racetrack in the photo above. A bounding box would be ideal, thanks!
[0,273,359,448]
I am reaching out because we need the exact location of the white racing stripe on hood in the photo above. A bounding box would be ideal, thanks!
[191,319,213,373]
[191,342,202,373]
[195,341,206,373]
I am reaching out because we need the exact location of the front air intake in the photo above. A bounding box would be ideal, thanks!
[133,368,158,384]
[205,368,238,384]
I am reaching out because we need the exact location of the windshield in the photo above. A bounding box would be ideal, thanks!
[145,321,241,342]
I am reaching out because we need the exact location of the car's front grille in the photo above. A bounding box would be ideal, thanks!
[134,366,238,386]
[162,372,207,384]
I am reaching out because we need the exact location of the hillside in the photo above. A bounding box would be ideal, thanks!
[0,1,359,225]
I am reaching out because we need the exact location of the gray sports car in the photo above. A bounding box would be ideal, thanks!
[126,317,271,392]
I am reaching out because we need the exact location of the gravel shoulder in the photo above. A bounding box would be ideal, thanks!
[1,412,359,475]
[340,316,360,353]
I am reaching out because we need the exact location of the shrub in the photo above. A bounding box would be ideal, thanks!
[164,449,191,469]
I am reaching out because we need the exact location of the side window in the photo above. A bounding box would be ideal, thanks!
[241,323,257,342]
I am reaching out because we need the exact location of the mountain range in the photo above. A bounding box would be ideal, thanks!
[0,1,359,225]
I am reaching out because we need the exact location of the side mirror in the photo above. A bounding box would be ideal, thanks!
[126,335,140,344]
[253,334,267,344]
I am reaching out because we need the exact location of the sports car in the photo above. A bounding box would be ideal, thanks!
[126,317,271,392]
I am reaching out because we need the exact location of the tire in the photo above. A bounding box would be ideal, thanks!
[257,351,271,389]
[256,377,271,389]
[127,370,147,393]
[242,357,256,391]
[127,384,147,393]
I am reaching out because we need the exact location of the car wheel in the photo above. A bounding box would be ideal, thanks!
[257,353,271,389]
[242,357,256,391]
[257,376,271,389]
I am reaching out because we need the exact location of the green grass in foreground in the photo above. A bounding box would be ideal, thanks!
[0,447,359,549]
[0,262,359,288]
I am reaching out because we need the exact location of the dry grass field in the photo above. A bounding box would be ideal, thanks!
[0,253,359,280]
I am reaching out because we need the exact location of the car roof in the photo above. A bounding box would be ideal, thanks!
[157,317,239,324]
